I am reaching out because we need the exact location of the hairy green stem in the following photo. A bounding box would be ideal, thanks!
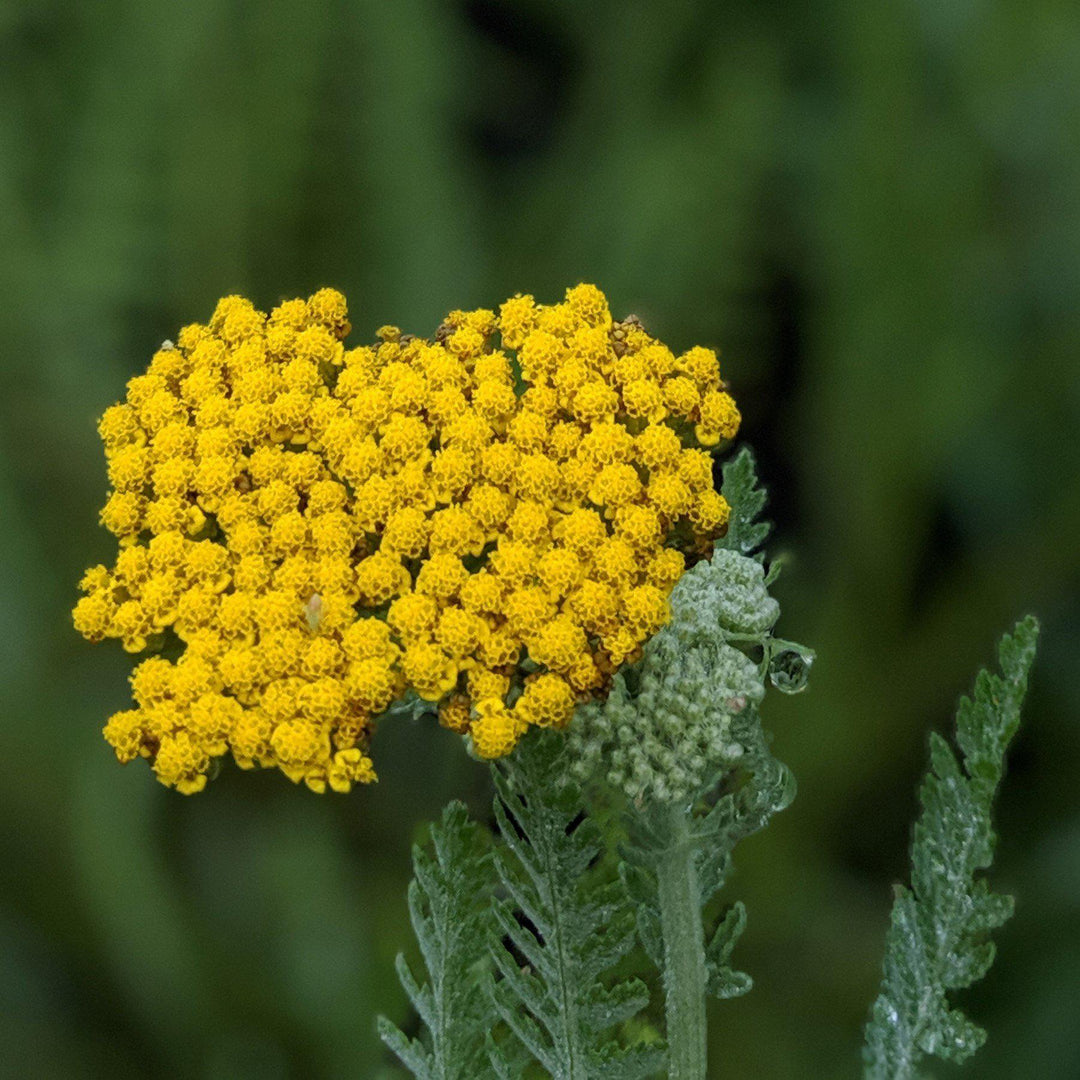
[657,804,708,1080]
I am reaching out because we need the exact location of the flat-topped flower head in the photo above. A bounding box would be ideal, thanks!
[74,285,740,793]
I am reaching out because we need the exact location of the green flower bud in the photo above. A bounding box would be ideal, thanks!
[668,548,780,640]
[565,547,809,804]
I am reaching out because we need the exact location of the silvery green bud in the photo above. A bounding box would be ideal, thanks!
[668,548,780,640]
[563,547,807,805]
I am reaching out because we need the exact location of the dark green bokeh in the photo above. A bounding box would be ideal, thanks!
[2,2,1077,1076]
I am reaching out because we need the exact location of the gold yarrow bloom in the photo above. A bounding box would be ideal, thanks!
[73,285,741,794]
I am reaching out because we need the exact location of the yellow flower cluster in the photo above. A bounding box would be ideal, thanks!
[74,284,739,793]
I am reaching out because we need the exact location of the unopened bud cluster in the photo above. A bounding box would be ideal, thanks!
[567,550,778,803]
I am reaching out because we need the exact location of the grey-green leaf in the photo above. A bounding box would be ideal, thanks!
[719,445,770,557]
[862,617,1039,1079]
[488,731,664,1080]
[622,705,793,1009]
[379,801,498,1080]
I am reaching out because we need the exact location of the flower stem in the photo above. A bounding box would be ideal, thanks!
[657,802,708,1080]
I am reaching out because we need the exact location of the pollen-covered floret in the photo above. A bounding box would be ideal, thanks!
[75,284,741,792]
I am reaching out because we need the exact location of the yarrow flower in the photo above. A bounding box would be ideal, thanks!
[74,284,741,793]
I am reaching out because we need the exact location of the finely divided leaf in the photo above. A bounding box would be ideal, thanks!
[719,446,770,557]
[379,801,497,1080]
[863,617,1039,1079]
[622,706,795,1005]
[488,731,663,1080]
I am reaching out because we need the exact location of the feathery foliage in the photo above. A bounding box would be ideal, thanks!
[487,731,663,1080]
[717,445,814,693]
[622,705,796,1004]
[863,617,1040,1079]
[378,802,497,1080]
[718,446,770,558]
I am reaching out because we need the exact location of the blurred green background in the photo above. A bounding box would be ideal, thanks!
[2,1,1078,1076]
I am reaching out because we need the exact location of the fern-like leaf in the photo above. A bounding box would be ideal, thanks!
[622,705,795,1006]
[862,616,1039,1079]
[488,731,664,1080]
[378,801,497,1080]
[719,445,770,557]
